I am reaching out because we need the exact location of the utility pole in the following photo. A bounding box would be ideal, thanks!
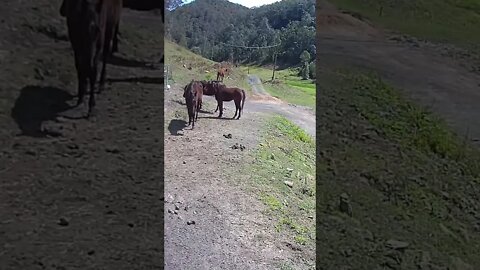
[271,50,278,81]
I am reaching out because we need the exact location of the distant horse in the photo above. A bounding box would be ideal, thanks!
[202,82,246,119]
[183,80,203,129]
[216,67,228,82]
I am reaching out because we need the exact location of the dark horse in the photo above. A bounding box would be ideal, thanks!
[183,80,203,129]
[202,82,246,120]
[199,80,224,111]
[60,0,122,117]
[216,67,228,82]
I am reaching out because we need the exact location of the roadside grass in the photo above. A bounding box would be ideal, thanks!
[248,116,315,248]
[317,68,480,269]
[328,0,480,51]
[243,66,316,109]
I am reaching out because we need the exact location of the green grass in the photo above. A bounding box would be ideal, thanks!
[317,68,480,269]
[248,116,315,248]
[328,0,480,51]
[165,41,315,108]
[243,66,316,109]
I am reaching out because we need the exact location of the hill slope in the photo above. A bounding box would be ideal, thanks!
[317,1,480,269]
[166,0,315,65]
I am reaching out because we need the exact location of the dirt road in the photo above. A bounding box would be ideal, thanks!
[0,2,164,269]
[317,3,480,145]
[164,78,315,269]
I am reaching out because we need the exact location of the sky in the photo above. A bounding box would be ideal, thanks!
[182,0,281,8]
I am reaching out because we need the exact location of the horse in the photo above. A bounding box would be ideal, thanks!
[60,0,123,117]
[202,82,246,119]
[183,80,203,129]
[216,67,228,82]
[199,80,224,111]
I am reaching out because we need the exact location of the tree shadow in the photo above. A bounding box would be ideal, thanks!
[168,119,187,136]
[109,54,157,70]
[11,86,75,137]
[107,76,164,84]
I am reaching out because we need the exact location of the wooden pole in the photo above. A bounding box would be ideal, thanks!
[271,51,277,81]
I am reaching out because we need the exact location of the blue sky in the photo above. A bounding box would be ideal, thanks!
[183,0,281,8]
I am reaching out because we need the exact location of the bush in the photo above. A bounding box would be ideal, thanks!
[309,62,315,79]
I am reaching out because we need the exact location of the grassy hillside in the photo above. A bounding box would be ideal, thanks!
[329,0,480,51]
[165,41,316,109]
[243,66,316,108]
[248,115,316,265]
[317,68,480,269]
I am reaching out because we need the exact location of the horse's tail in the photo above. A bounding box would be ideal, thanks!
[60,0,66,17]
[241,89,246,110]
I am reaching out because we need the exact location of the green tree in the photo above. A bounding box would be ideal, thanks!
[300,50,311,80]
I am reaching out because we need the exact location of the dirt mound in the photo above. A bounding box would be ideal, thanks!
[317,8,382,38]
[250,94,283,104]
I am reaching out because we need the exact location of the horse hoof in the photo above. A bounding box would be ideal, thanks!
[87,108,98,119]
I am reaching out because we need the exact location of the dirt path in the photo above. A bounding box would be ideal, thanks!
[317,2,480,145]
[0,3,164,269]
[247,75,316,138]
[164,78,315,269]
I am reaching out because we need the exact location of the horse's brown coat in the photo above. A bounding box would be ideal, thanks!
[216,67,228,82]
[202,82,246,119]
[183,80,203,128]
[61,0,122,117]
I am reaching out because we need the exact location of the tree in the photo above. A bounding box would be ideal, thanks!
[300,50,311,63]
[300,50,311,80]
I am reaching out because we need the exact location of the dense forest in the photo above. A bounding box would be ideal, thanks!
[165,0,315,70]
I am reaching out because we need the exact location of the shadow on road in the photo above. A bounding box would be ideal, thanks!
[107,76,164,84]
[11,85,74,137]
[173,100,185,106]
[198,109,214,114]
[109,54,156,70]
[168,119,187,135]
[198,116,236,120]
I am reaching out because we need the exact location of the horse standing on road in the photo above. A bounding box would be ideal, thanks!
[202,82,246,120]
[60,0,123,117]
[183,80,203,129]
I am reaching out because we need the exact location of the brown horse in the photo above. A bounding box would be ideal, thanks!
[202,82,246,119]
[183,80,203,129]
[60,0,122,117]
[216,67,228,82]
[199,80,224,111]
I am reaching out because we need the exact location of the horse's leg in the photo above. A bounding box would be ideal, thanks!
[87,50,101,118]
[232,105,238,119]
[217,101,223,118]
[192,104,196,129]
[236,99,241,119]
[112,22,119,54]
[99,22,114,93]
[233,99,241,119]
[75,55,87,107]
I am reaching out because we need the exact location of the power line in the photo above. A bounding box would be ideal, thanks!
[216,41,281,49]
